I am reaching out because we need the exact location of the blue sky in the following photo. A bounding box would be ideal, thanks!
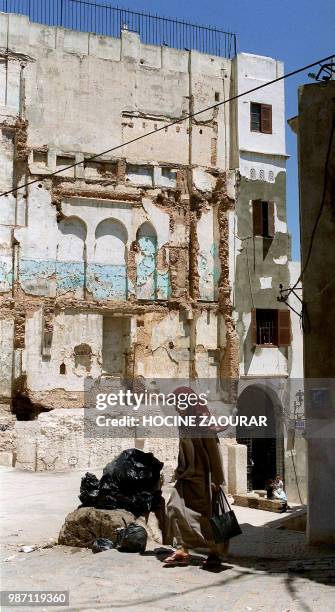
[95,0,334,260]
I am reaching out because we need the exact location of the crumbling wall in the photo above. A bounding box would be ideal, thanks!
[0,19,241,471]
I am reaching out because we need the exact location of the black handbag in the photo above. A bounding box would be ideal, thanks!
[210,487,242,543]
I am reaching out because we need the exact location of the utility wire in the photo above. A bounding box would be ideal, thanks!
[0,53,334,199]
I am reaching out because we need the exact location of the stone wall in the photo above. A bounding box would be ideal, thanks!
[0,16,241,477]
[292,81,335,543]
[0,14,302,498]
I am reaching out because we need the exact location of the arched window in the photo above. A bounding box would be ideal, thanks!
[136,222,157,300]
[90,218,128,300]
[57,216,86,262]
[94,218,127,265]
[250,168,256,180]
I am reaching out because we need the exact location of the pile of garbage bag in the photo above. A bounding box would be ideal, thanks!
[92,521,148,554]
[79,448,163,517]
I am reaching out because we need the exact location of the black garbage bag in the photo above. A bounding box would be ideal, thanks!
[79,472,100,506]
[78,448,164,518]
[103,448,163,494]
[92,538,115,554]
[116,522,148,553]
[96,475,154,516]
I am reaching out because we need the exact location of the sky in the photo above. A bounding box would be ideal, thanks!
[94,0,334,260]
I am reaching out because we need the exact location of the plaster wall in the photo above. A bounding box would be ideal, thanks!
[0,14,231,170]
[294,81,335,544]
[235,53,286,157]
[235,170,291,378]
[0,318,14,398]
[0,14,296,491]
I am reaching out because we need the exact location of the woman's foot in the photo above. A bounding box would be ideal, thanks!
[164,551,189,567]
[202,553,222,569]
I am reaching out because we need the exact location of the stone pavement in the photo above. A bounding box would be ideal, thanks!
[1,468,334,612]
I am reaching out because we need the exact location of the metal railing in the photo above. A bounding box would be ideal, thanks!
[0,0,237,58]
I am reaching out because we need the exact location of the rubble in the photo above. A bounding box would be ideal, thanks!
[58,507,137,549]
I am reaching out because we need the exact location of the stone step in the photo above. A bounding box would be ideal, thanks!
[233,493,283,512]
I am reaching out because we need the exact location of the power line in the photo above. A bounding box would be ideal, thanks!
[277,110,335,332]
[0,53,334,199]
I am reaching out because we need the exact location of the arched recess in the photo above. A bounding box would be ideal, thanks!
[94,218,128,265]
[236,384,284,492]
[57,216,87,261]
[74,343,92,372]
[136,222,158,300]
[56,216,87,296]
[89,218,128,300]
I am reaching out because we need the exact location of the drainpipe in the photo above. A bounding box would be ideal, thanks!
[19,63,25,120]
[187,50,197,380]
[83,242,87,300]
[188,50,193,169]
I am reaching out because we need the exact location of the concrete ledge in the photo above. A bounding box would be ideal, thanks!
[276,508,307,532]
[234,493,283,513]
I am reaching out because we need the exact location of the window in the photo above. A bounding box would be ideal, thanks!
[250,103,272,134]
[252,200,275,238]
[251,309,291,346]
[250,168,256,180]
[59,363,66,375]
[126,164,153,186]
[56,155,75,167]
[33,150,48,166]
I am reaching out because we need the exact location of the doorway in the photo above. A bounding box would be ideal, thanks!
[102,316,130,376]
[236,385,281,491]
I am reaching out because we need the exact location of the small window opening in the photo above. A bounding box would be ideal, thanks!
[33,150,48,165]
[252,200,275,238]
[56,155,75,167]
[250,102,272,134]
[59,362,66,375]
[256,309,277,345]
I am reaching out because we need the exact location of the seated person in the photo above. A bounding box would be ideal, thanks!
[272,475,287,502]
[266,477,290,512]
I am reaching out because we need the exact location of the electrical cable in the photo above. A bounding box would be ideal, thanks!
[0,53,334,199]
[279,111,335,332]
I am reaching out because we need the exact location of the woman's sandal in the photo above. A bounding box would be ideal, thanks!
[202,554,222,569]
[163,551,189,567]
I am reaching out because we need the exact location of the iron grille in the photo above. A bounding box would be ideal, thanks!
[0,0,237,58]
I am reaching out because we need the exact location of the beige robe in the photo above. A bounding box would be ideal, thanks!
[166,436,227,549]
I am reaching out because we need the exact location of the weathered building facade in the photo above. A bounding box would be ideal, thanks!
[290,79,335,542]
[0,11,303,499]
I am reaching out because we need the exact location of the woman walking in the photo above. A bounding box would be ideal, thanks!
[165,387,229,568]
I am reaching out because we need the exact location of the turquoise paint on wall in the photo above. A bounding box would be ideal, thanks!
[137,234,157,299]
[12,256,169,301]
[157,271,170,299]
[0,257,13,292]
[19,259,56,295]
[87,263,127,300]
[56,261,85,295]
